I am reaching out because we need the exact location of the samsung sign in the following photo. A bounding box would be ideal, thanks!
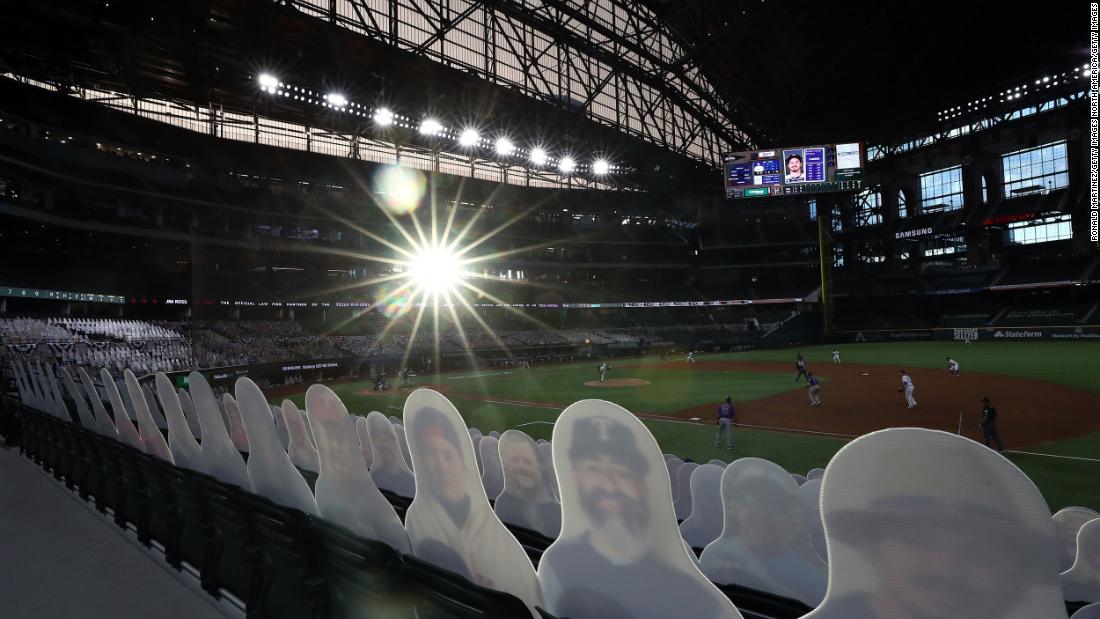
[895,227,933,239]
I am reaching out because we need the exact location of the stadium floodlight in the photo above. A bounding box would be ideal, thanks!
[495,137,514,156]
[593,159,610,175]
[407,244,464,296]
[529,147,547,166]
[558,156,576,174]
[458,128,480,147]
[419,118,444,136]
[325,93,348,108]
[258,73,278,92]
[373,107,394,127]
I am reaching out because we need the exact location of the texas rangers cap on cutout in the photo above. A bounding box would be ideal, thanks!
[569,415,649,474]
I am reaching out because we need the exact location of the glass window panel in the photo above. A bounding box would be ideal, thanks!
[1001,140,1069,195]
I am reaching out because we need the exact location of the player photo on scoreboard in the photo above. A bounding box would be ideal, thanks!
[782,149,806,183]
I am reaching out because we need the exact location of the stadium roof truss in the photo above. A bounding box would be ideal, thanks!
[286,0,756,166]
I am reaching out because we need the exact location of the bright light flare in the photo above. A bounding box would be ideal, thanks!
[406,245,465,295]
[325,93,348,107]
[495,137,514,156]
[530,147,547,166]
[258,73,278,93]
[593,159,610,175]
[373,165,427,215]
[374,107,394,126]
[420,118,444,135]
[459,128,480,147]
[559,156,576,174]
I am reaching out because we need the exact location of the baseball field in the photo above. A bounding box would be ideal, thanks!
[268,341,1100,512]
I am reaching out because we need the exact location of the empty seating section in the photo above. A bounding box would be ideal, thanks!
[1000,308,1080,326]
[6,359,1097,619]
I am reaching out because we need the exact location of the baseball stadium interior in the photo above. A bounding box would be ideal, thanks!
[1,1,1099,618]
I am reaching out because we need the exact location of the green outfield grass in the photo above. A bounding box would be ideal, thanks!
[716,341,1100,392]
[281,340,1100,512]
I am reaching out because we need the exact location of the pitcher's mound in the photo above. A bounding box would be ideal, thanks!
[584,378,651,387]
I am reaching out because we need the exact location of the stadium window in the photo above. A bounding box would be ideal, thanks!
[919,165,964,213]
[853,188,883,227]
[1001,140,1069,196]
[897,190,908,218]
[980,175,989,204]
[923,235,967,257]
[833,243,844,267]
[1006,214,1073,245]
[831,207,843,233]
[808,199,817,221]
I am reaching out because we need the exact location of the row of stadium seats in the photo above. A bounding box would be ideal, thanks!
[0,317,184,344]
[5,316,760,377]
[7,358,1099,618]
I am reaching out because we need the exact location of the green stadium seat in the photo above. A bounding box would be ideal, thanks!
[156,465,210,570]
[714,582,813,619]
[114,443,148,531]
[398,554,544,619]
[192,475,260,602]
[239,493,326,619]
[312,518,406,619]
[133,454,181,553]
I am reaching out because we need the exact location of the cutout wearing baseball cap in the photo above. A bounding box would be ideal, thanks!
[539,399,741,619]
[802,428,1065,619]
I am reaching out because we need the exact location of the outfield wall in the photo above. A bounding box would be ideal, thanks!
[833,325,1100,343]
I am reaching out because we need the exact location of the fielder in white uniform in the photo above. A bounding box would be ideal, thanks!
[832,349,841,365]
[946,357,960,376]
[599,362,609,382]
[899,370,917,408]
[687,352,695,365]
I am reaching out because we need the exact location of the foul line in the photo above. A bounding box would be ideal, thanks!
[445,364,582,382]
[516,421,554,427]
[447,371,514,380]
[446,394,1100,461]
[1003,450,1100,463]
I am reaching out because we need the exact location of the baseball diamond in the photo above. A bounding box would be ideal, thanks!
[1,5,1096,618]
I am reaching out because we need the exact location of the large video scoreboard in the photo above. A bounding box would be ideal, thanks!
[723,142,864,199]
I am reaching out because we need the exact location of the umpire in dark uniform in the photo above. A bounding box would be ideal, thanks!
[794,353,809,383]
[979,396,1004,452]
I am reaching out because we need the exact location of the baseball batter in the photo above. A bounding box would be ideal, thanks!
[946,357,960,377]
[598,362,609,382]
[806,372,822,406]
[898,369,917,408]
[832,349,841,365]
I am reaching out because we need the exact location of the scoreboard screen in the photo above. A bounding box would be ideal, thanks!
[723,142,864,199]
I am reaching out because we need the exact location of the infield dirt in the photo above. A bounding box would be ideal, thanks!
[648,360,1100,449]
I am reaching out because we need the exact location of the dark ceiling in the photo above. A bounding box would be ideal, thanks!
[647,0,1085,147]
